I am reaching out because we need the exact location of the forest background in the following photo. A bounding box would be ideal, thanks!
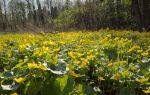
[0,0,150,32]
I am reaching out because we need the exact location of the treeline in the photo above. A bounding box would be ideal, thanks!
[0,0,150,32]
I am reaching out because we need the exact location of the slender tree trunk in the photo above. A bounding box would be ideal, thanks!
[3,0,7,30]
[141,0,150,31]
[26,0,32,20]
[0,2,3,30]
[131,0,143,31]
[36,0,44,26]
[116,0,122,29]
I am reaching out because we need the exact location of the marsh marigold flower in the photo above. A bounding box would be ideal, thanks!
[137,50,143,53]
[98,77,105,81]
[68,51,76,59]
[49,40,56,45]
[27,63,47,71]
[10,93,18,95]
[127,45,140,53]
[14,77,26,84]
[141,52,149,57]
[111,73,121,80]
[69,70,80,78]
[136,77,149,83]
[143,86,150,94]
[107,63,113,67]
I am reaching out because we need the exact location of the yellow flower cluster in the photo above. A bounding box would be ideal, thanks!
[98,77,105,81]
[68,51,84,59]
[127,45,140,53]
[27,63,47,71]
[10,93,18,95]
[33,47,49,57]
[143,86,150,94]
[68,70,80,78]
[80,58,88,68]
[0,30,150,94]
[14,77,26,84]
[141,51,149,57]
[100,35,132,50]
[43,40,56,46]
[136,77,149,83]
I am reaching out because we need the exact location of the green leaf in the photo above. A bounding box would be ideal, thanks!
[40,78,61,95]
[84,85,95,95]
[75,84,84,95]
[1,80,19,90]
[56,75,69,92]
[41,76,75,95]
[24,78,43,95]
[43,62,69,75]
[61,76,75,95]
[0,70,14,79]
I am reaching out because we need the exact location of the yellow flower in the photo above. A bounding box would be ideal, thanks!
[114,73,121,80]
[28,63,39,69]
[136,77,149,83]
[80,58,88,68]
[80,62,87,68]
[33,47,49,57]
[43,47,49,51]
[53,48,60,53]
[122,70,130,77]
[141,52,149,57]
[127,45,140,53]
[19,44,26,49]
[113,61,127,65]
[69,70,80,78]
[137,50,143,53]
[68,51,76,59]
[51,55,58,64]
[59,41,65,45]
[73,60,81,65]
[76,52,84,58]
[87,55,95,61]
[143,86,150,94]
[111,73,121,80]
[106,34,111,38]
[38,64,47,71]
[87,50,94,55]
[27,63,47,71]
[114,37,120,41]
[14,77,26,84]
[48,40,56,45]
[10,93,18,95]
[100,37,108,44]
[98,77,105,81]
[107,63,113,67]
[143,89,150,94]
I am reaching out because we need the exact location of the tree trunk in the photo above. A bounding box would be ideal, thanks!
[0,2,3,30]
[131,0,143,31]
[3,0,7,30]
[141,0,150,31]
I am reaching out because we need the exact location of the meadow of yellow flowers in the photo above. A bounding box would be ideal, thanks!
[0,30,150,95]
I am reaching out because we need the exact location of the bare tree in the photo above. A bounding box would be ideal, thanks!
[0,1,3,30]
[3,0,7,30]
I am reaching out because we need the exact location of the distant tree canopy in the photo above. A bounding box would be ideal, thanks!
[0,0,149,32]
